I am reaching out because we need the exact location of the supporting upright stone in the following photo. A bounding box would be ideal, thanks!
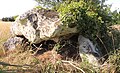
[78,35,101,66]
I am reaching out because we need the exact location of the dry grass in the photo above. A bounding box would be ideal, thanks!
[0,20,119,73]
[0,49,94,73]
[0,21,12,56]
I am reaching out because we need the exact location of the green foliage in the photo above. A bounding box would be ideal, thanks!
[35,0,81,9]
[56,0,120,56]
[35,0,62,8]
[0,70,5,73]
[57,0,113,38]
[107,49,120,72]
[2,17,15,22]
[35,0,120,54]
[34,6,42,9]
[13,15,19,20]
[112,11,120,24]
[110,28,120,49]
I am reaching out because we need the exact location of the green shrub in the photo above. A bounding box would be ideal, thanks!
[13,15,19,20]
[57,0,113,38]
[107,49,120,72]
[57,0,117,55]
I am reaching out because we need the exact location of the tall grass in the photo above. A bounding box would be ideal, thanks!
[0,21,119,73]
[0,21,12,56]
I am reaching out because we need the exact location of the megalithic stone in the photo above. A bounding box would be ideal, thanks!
[11,8,78,44]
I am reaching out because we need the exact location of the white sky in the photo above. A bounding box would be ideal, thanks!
[105,0,120,12]
[0,0,37,18]
[0,0,120,19]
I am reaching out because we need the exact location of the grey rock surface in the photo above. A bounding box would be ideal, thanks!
[10,8,103,66]
[78,35,101,66]
[3,37,24,51]
[11,8,77,43]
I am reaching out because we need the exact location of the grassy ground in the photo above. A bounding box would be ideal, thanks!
[0,21,119,73]
[0,21,99,73]
[0,21,12,56]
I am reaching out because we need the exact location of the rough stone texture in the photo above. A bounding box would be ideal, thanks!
[11,21,22,36]
[3,37,24,52]
[11,8,77,43]
[78,35,101,66]
[10,8,103,66]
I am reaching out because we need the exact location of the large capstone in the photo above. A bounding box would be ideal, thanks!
[11,8,77,43]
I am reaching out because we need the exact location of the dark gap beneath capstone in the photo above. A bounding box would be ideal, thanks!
[57,34,81,61]
[32,40,56,55]
[31,34,81,61]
